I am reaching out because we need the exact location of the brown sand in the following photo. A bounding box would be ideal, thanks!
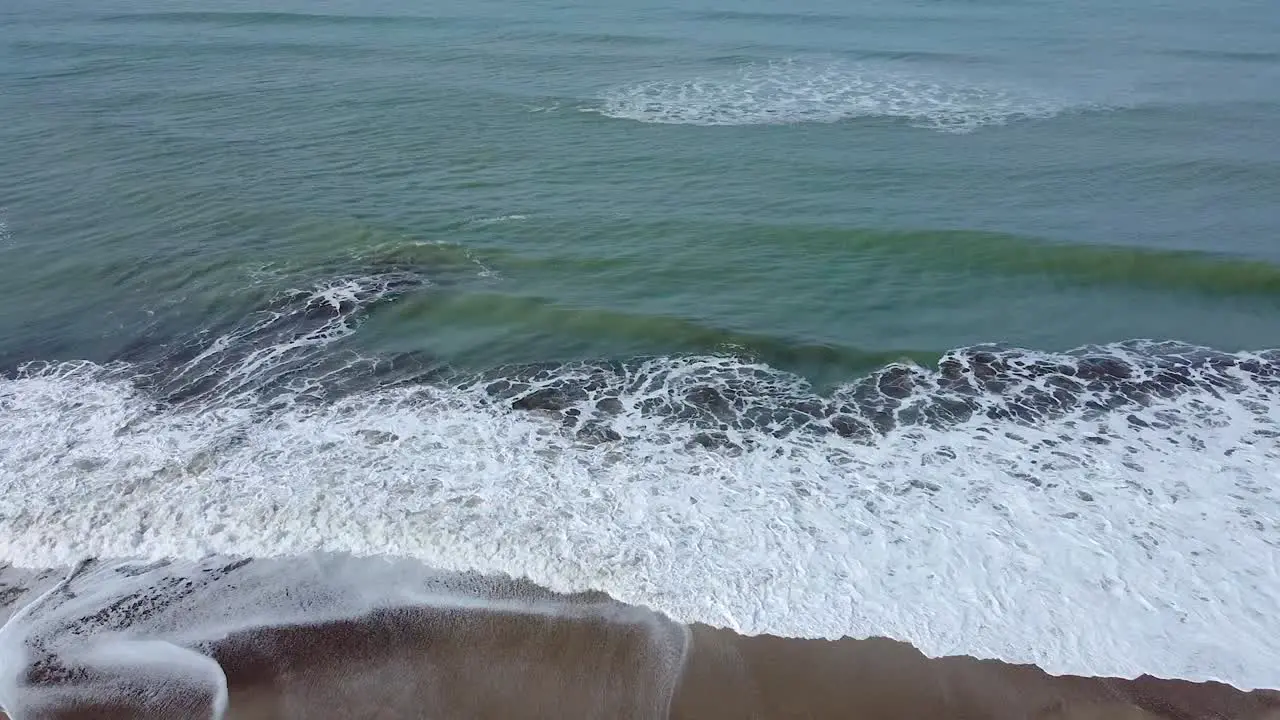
[4,597,1278,720]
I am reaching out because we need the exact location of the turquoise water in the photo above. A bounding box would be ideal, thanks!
[2,0,1278,378]
[2,0,1280,692]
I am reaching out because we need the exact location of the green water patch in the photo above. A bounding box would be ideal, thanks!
[841,229,1280,297]
[366,290,937,381]
[714,224,1280,298]
[462,217,1280,299]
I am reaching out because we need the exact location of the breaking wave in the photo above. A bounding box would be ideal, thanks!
[1,273,1278,690]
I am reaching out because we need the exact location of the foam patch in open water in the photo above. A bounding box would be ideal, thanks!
[589,60,1087,132]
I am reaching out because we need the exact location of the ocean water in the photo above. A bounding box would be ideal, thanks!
[1,0,1279,699]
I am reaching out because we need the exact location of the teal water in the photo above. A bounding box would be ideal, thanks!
[1,0,1278,378]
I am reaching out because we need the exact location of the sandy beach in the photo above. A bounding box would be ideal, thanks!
[2,567,1276,720]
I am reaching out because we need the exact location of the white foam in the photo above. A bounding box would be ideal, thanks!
[408,237,502,279]
[0,207,11,248]
[465,214,529,226]
[0,354,1278,690]
[590,60,1080,132]
[0,562,231,718]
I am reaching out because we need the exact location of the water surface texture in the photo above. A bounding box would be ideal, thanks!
[1,0,1279,691]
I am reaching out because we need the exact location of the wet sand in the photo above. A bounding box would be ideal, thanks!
[3,581,1278,720]
[215,610,1280,720]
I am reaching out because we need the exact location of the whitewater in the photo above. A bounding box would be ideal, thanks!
[1,276,1277,691]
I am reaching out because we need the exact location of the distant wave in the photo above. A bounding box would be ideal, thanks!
[687,10,855,25]
[588,60,1091,132]
[1,271,1278,689]
[1160,48,1280,64]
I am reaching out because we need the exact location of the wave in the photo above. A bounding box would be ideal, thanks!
[95,11,434,28]
[588,60,1089,132]
[493,221,1280,299]
[828,229,1280,296]
[686,10,856,25]
[380,289,940,376]
[1160,48,1280,64]
[1,274,1278,689]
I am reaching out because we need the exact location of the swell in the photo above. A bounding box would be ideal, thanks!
[96,11,444,27]
[1159,48,1280,63]
[0,233,495,377]
[5,246,1279,414]
[2,265,1277,466]
[852,230,1280,296]
[3,226,1279,426]
[10,39,387,67]
[485,29,677,48]
[685,10,861,26]
[384,291,936,379]
[500,221,1280,299]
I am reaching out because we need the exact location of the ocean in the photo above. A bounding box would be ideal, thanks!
[1,0,1278,714]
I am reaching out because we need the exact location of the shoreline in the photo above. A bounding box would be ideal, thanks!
[2,566,1277,719]
[212,611,1280,719]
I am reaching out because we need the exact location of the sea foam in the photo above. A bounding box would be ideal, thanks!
[590,60,1081,132]
[0,276,1277,690]
[1,360,1278,688]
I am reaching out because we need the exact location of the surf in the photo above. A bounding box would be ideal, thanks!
[1,276,1277,689]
